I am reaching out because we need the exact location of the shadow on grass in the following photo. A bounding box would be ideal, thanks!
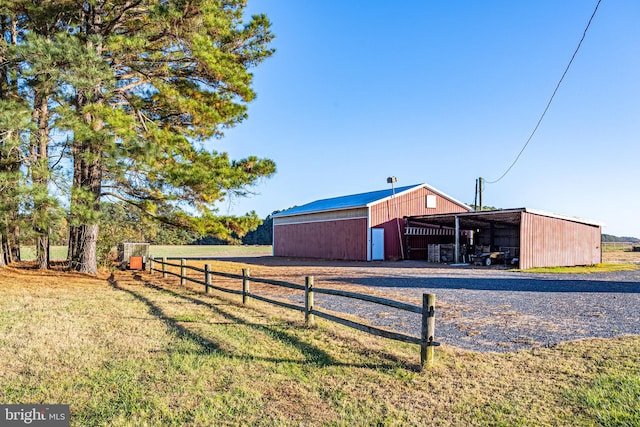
[109,273,414,371]
[109,274,222,354]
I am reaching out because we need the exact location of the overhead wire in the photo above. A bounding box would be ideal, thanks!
[485,0,603,185]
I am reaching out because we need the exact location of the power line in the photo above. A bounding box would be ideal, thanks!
[485,0,602,185]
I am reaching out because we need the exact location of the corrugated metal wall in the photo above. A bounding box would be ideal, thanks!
[273,208,367,226]
[519,212,602,269]
[369,187,470,260]
[273,218,368,260]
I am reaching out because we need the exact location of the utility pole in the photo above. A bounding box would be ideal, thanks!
[474,179,478,211]
[478,176,483,212]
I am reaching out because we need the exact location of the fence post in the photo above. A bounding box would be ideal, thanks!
[421,293,436,369]
[242,268,250,304]
[180,258,187,286]
[162,257,167,279]
[149,258,154,275]
[205,264,211,294]
[305,276,314,326]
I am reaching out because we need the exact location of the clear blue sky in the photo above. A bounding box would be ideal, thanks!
[212,0,640,238]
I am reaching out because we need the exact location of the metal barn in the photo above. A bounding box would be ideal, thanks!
[406,208,603,269]
[272,183,472,261]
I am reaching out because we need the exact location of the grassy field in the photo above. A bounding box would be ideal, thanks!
[19,243,638,268]
[148,245,272,258]
[20,245,69,261]
[19,245,272,262]
[525,250,640,273]
[524,263,640,274]
[1,263,639,426]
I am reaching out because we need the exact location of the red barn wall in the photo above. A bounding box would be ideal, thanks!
[519,212,602,269]
[369,187,470,260]
[273,218,368,260]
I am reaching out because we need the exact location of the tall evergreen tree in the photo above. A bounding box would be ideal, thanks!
[23,31,54,269]
[1,1,275,272]
[3,1,75,268]
[62,0,276,273]
[0,8,28,265]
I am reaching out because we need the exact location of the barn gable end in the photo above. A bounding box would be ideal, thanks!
[273,184,472,261]
[369,186,472,260]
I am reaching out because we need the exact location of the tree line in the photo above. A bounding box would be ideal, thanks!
[0,0,275,272]
[602,234,640,243]
[194,209,281,246]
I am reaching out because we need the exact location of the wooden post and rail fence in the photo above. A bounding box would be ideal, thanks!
[601,241,640,252]
[149,257,438,369]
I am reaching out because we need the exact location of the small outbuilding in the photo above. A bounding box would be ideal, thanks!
[117,242,150,270]
[407,208,603,269]
[272,183,472,261]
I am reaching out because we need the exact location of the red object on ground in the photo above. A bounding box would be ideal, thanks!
[129,256,143,270]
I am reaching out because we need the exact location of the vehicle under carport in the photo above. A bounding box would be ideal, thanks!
[405,208,603,269]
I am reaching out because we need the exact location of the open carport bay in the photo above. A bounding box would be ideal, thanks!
[405,208,603,269]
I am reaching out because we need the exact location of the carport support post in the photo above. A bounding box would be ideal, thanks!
[162,257,167,279]
[242,268,250,304]
[180,258,187,285]
[454,215,460,264]
[205,264,211,294]
[421,293,436,369]
[305,276,314,326]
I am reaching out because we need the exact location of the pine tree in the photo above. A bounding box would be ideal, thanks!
[2,1,74,268]
[0,8,28,265]
[0,1,276,273]
[63,0,276,273]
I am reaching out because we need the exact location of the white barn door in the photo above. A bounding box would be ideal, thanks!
[371,228,384,261]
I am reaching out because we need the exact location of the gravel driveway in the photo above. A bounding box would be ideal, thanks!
[232,257,640,353]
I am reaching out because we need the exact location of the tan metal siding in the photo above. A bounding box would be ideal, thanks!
[520,212,602,269]
[273,208,367,226]
[369,187,470,259]
[273,218,368,260]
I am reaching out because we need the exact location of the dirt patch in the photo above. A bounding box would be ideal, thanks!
[0,262,110,292]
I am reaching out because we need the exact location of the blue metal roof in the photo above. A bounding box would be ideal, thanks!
[274,184,423,217]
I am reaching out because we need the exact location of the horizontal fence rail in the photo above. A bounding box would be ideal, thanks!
[602,242,639,251]
[148,257,437,369]
[313,287,422,314]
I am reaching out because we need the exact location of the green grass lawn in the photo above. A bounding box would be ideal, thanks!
[18,244,271,262]
[1,264,639,426]
[20,245,69,261]
[149,244,272,258]
[523,263,640,274]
